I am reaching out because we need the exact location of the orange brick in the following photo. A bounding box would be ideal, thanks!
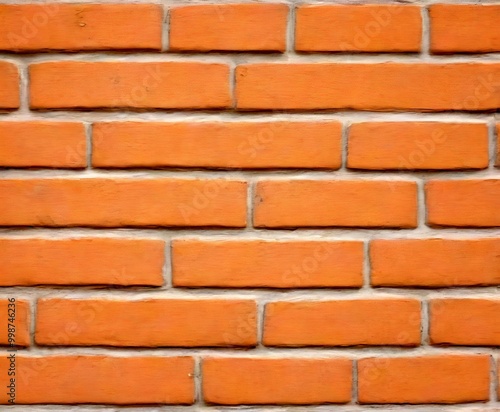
[36,299,257,347]
[0,355,194,404]
[497,124,500,167]
[0,238,164,286]
[29,62,230,110]
[0,121,86,168]
[236,63,500,111]
[348,122,489,170]
[371,238,500,287]
[0,300,30,347]
[170,4,287,52]
[203,357,352,404]
[264,299,421,347]
[426,180,500,227]
[430,299,500,346]
[92,121,342,169]
[0,61,19,109]
[172,239,364,288]
[296,5,421,52]
[0,4,162,51]
[358,355,490,404]
[430,5,500,53]
[254,180,417,228]
[0,178,246,227]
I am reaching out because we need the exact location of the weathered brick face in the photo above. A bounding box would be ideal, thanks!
[0,1,499,409]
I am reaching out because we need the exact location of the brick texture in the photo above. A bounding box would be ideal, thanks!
[0,356,194,404]
[203,357,352,404]
[170,4,288,52]
[1,1,499,409]
[0,4,162,51]
[36,298,257,347]
[296,5,421,53]
[30,62,230,110]
[0,122,86,168]
[430,5,500,54]
[92,121,342,169]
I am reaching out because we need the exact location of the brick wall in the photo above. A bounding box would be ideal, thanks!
[0,0,499,410]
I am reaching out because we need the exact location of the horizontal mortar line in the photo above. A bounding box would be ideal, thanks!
[0,0,499,4]
[0,109,499,120]
[0,227,499,238]
[3,52,500,63]
[0,111,497,121]
[0,169,498,179]
[2,287,500,300]
[3,406,500,412]
[7,345,500,357]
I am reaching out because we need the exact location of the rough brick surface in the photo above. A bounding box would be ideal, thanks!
[370,238,500,287]
[0,356,194,404]
[430,299,500,346]
[203,357,352,404]
[92,121,342,169]
[347,122,489,170]
[236,63,500,111]
[0,61,19,109]
[1,1,499,409]
[0,4,162,51]
[264,299,421,347]
[0,122,86,168]
[30,62,231,110]
[426,180,500,227]
[254,180,418,228]
[430,5,500,53]
[0,238,165,286]
[36,298,257,347]
[0,179,247,227]
[170,4,288,52]
[172,239,364,288]
[358,355,490,404]
[296,5,421,52]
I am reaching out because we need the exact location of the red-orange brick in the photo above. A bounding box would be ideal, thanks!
[172,239,364,288]
[430,299,500,346]
[296,5,421,52]
[0,4,162,51]
[264,299,421,347]
[203,357,352,404]
[170,4,287,52]
[236,63,500,111]
[254,180,417,228]
[430,5,500,53]
[92,121,342,169]
[371,238,500,287]
[0,355,194,404]
[0,300,30,347]
[0,121,86,168]
[0,238,164,286]
[426,180,500,227]
[29,62,230,110]
[36,299,257,347]
[358,355,490,404]
[0,178,246,227]
[0,61,19,109]
[348,122,489,170]
[497,124,500,167]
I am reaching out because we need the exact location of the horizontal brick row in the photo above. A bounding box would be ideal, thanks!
[1,238,498,288]
[0,355,494,404]
[2,62,500,111]
[0,4,498,53]
[3,121,493,171]
[2,297,491,348]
